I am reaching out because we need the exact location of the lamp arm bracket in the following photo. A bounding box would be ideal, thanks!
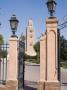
[58,21,67,30]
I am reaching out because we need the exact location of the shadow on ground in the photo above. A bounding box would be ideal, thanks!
[25,86,37,90]
[24,80,37,90]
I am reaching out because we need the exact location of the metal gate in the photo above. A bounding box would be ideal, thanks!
[18,40,25,90]
[0,43,8,85]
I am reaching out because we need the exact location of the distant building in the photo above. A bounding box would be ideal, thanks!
[25,20,36,56]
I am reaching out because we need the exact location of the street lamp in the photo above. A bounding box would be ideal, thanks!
[46,0,57,17]
[9,14,19,37]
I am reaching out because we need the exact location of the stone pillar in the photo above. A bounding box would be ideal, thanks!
[7,37,18,90]
[40,34,46,82]
[38,17,60,90]
[45,17,60,90]
[38,35,46,90]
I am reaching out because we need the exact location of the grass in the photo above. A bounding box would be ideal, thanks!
[60,61,67,69]
[26,58,40,64]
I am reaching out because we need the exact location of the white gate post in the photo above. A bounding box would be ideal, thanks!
[7,37,18,90]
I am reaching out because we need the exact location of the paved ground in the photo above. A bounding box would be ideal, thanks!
[61,68,67,90]
[25,63,40,82]
[61,85,67,90]
[25,86,37,90]
[24,63,67,90]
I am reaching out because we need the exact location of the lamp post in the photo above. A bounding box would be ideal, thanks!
[9,14,19,37]
[46,0,57,17]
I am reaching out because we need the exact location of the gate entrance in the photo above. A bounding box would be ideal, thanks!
[18,38,39,90]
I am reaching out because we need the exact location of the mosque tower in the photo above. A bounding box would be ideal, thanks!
[25,19,36,56]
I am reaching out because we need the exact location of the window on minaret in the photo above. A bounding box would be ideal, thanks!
[29,34,32,38]
[30,30,33,33]
[30,43,32,46]
[30,35,32,38]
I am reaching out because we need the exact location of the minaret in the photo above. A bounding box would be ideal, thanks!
[25,19,36,56]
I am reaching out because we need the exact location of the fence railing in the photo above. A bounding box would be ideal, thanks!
[0,43,9,84]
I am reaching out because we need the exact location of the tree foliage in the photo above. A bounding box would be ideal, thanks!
[34,41,40,63]
[0,34,7,58]
[60,36,67,61]
[0,34,4,44]
[20,33,25,42]
[34,41,40,53]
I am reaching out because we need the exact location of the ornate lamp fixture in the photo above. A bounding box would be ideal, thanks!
[46,0,57,17]
[9,14,19,37]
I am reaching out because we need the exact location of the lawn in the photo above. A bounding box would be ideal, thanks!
[60,61,67,69]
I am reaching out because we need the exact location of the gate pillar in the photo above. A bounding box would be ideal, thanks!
[38,34,46,90]
[38,17,60,90]
[45,17,60,90]
[7,37,18,90]
[40,34,46,82]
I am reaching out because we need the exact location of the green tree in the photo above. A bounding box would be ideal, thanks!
[34,41,40,63]
[0,34,7,58]
[34,41,40,53]
[0,34,4,44]
[20,33,25,42]
[60,36,67,62]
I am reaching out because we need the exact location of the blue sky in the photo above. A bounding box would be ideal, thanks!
[0,0,67,42]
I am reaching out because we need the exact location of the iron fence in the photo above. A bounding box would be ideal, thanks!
[18,40,25,90]
[0,43,9,85]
